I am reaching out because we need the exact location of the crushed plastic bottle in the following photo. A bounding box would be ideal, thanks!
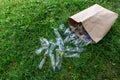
[43,47,50,56]
[59,24,66,32]
[68,34,77,42]
[54,29,65,71]
[64,53,80,58]
[64,35,69,43]
[54,28,65,51]
[55,49,60,67]
[39,56,46,69]
[73,38,82,46]
[84,40,92,46]
[36,38,49,55]
[39,47,50,69]
[64,33,77,43]
[71,26,77,32]
[54,28,62,39]
[56,38,64,51]
[49,41,56,52]
[64,28,72,35]
[55,49,64,71]
[35,48,44,55]
[65,46,85,53]
[49,53,55,71]
[49,41,56,71]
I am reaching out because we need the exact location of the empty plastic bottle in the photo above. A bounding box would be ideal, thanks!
[70,26,78,32]
[39,47,50,69]
[65,46,85,53]
[55,49,60,67]
[36,48,44,55]
[49,53,55,71]
[54,28,62,39]
[64,28,72,35]
[64,53,80,58]
[85,40,92,46]
[55,49,63,71]
[59,24,66,32]
[39,56,46,69]
[36,38,49,55]
[49,41,56,71]
[56,37,64,51]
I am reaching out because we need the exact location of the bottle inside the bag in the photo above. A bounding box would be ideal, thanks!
[70,23,92,44]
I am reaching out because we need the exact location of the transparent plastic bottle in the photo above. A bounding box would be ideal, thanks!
[55,49,63,71]
[64,28,72,35]
[64,53,80,58]
[54,28,62,39]
[64,35,70,43]
[55,49,60,67]
[56,38,64,51]
[36,38,49,55]
[40,38,49,48]
[59,24,66,32]
[70,26,77,32]
[65,46,85,53]
[49,41,56,71]
[39,56,46,69]
[35,48,44,55]
[38,47,50,69]
[49,53,55,71]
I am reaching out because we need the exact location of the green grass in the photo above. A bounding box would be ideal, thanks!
[0,0,120,80]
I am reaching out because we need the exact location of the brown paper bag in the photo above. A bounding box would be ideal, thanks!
[68,4,118,43]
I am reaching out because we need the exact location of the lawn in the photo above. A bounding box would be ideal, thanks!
[0,0,120,80]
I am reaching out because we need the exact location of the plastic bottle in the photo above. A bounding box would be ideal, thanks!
[64,28,72,35]
[65,46,85,53]
[39,56,47,69]
[49,53,55,71]
[49,41,56,71]
[59,24,66,32]
[56,37,64,51]
[55,49,60,67]
[64,53,80,58]
[55,50,63,71]
[70,26,77,32]
[36,38,49,55]
[38,47,50,69]
[54,28,62,39]
[40,38,49,48]
[64,35,70,43]
[35,48,44,55]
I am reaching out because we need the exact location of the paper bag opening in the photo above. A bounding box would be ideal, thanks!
[68,18,94,43]
[68,4,118,43]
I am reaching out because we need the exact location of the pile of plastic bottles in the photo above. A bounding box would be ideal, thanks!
[35,24,92,71]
